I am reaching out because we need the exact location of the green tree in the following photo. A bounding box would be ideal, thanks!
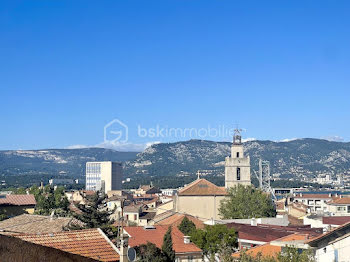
[162,227,175,262]
[138,242,167,262]
[178,217,196,235]
[219,185,276,219]
[29,185,41,198]
[14,187,26,194]
[191,224,237,261]
[238,247,314,262]
[277,246,314,262]
[72,193,112,228]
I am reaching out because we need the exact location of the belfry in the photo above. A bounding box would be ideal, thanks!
[225,129,251,188]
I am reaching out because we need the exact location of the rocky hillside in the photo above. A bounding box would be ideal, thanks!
[124,139,350,180]
[1,139,350,185]
[0,148,138,178]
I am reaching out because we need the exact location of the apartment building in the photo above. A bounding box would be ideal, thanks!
[85,161,122,194]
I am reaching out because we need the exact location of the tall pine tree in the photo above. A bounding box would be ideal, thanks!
[162,227,175,262]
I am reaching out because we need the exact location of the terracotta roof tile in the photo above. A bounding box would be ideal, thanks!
[328,197,350,205]
[178,179,227,196]
[0,194,36,206]
[16,228,120,262]
[124,225,202,254]
[0,214,84,234]
[232,244,281,258]
[155,213,205,229]
[294,193,334,199]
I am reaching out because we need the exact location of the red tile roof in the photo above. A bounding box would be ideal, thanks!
[328,197,350,205]
[124,226,202,254]
[178,179,227,196]
[16,228,120,262]
[232,244,281,258]
[0,194,36,206]
[323,216,350,226]
[294,193,334,199]
[155,213,205,229]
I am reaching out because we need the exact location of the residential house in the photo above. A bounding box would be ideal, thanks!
[134,185,161,195]
[175,178,227,221]
[124,225,203,262]
[68,190,95,205]
[0,194,36,216]
[123,204,156,226]
[123,204,143,225]
[292,193,338,213]
[308,221,350,262]
[327,197,350,216]
[138,212,156,226]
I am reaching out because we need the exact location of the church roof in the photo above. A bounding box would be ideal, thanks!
[178,179,227,196]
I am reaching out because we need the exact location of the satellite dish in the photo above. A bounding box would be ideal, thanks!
[127,247,136,262]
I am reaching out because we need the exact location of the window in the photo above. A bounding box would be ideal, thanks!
[134,214,137,220]
[236,152,240,158]
[126,215,129,220]
[237,167,241,180]
[187,256,194,262]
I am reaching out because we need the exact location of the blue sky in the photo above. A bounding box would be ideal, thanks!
[1,0,349,151]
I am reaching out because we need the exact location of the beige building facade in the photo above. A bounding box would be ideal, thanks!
[175,179,227,221]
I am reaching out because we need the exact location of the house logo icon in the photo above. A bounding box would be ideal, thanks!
[104,119,128,143]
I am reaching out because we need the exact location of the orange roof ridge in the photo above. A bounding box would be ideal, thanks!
[178,178,227,196]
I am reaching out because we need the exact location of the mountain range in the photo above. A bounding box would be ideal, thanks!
[1,138,350,187]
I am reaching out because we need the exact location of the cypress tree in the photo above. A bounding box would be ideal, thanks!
[178,216,196,235]
[162,227,175,262]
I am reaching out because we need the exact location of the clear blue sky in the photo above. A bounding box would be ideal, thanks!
[1,0,349,151]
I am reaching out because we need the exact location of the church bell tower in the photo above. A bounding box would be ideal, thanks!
[225,128,251,188]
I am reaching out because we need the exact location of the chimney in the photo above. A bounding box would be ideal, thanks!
[120,233,129,262]
[251,218,257,226]
[50,210,55,221]
[184,236,190,244]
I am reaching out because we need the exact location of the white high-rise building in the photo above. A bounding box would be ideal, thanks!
[225,129,251,188]
[86,161,122,193]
